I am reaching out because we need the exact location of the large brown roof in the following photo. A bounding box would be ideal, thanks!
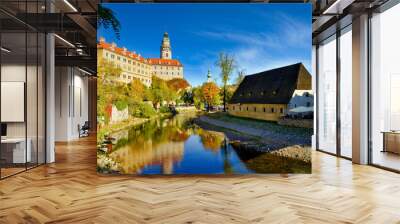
[229,63,311,105]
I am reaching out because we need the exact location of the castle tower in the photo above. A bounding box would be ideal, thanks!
[160,32,172,59]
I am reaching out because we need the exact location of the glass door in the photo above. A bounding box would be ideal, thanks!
[0,1,46,179]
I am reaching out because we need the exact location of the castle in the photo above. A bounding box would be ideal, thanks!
[97,32,184,86]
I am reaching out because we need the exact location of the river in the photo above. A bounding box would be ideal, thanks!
[97,113,311,174]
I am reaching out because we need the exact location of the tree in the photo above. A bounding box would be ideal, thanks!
[201,82,220,111]
[192,87,204,109]
[97,61,123,124]
[235,69,245,85]
[167,78,190,92]
[98,5,121,39]
[221,85,235,104]
[215,52,235,112]
[129,78,146,103]
[97,60,122,84]
[150,77,173,108]
[181,90,194,105]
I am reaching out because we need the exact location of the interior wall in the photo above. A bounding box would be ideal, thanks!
[55,67,89,141]
[1,64,27,138]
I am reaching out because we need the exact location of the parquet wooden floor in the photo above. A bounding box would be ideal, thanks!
[0,136,399,224]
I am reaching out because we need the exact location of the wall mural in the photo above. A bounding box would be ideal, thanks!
[97,3,313,175]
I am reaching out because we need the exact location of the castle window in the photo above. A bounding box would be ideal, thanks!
[271,108,274,113]
[117,56,120,60]
[254,107,256,112]
[263,108,266,112]
[233,106,235,110]
[307,102,311,107]
[247,107,248,111]
[280,108,283,114]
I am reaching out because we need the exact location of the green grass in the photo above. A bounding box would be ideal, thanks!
[206,112,312,138]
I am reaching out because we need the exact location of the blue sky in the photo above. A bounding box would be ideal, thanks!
[98,4,311,87]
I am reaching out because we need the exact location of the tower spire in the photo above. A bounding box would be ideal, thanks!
[207,69,212,82]
[160,32,172,59]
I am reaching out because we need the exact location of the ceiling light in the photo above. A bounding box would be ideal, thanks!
[1,47,11,53]
[63,0,78,12]
[322,0,355,15]
[54,34,75,48]
[78,67,92,76]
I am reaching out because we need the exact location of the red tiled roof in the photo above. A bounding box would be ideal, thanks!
[97,42,146,62]
[147,58,182,66]
[97,41,182,66]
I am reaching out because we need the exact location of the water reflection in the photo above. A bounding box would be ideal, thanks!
[98,114,311,174]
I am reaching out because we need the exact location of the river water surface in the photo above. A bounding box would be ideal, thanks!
[99,114,311,174]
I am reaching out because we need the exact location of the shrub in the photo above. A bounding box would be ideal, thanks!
[115,100,128,111]
[132,102,156,118]
[159,105,171,113]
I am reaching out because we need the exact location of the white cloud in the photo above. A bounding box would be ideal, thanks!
[195,31,283,49]
[195,13,310,52]
[233,46,311,76]
[188,12,311,86]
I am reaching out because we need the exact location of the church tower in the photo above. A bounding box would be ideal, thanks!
[160,32,172,59]
[207,69,212,83]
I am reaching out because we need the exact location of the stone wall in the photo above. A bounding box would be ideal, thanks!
[110,105,129,124]
[278,118,313,128]
[176,106,197,113]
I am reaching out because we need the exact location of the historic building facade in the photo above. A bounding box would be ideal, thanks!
[97,32,183,86]
[228,63,312,122]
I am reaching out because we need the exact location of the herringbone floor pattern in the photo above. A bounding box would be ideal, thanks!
[1,136,400,224]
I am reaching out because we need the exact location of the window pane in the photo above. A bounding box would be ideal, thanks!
[317,36,337,154]
[340,28,352,158]
[371,4,400,171]
[1,31,27,177]
[27,31,38,169]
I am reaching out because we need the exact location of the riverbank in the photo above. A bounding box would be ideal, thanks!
[98,112,172,142]
[194,112,312,163]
